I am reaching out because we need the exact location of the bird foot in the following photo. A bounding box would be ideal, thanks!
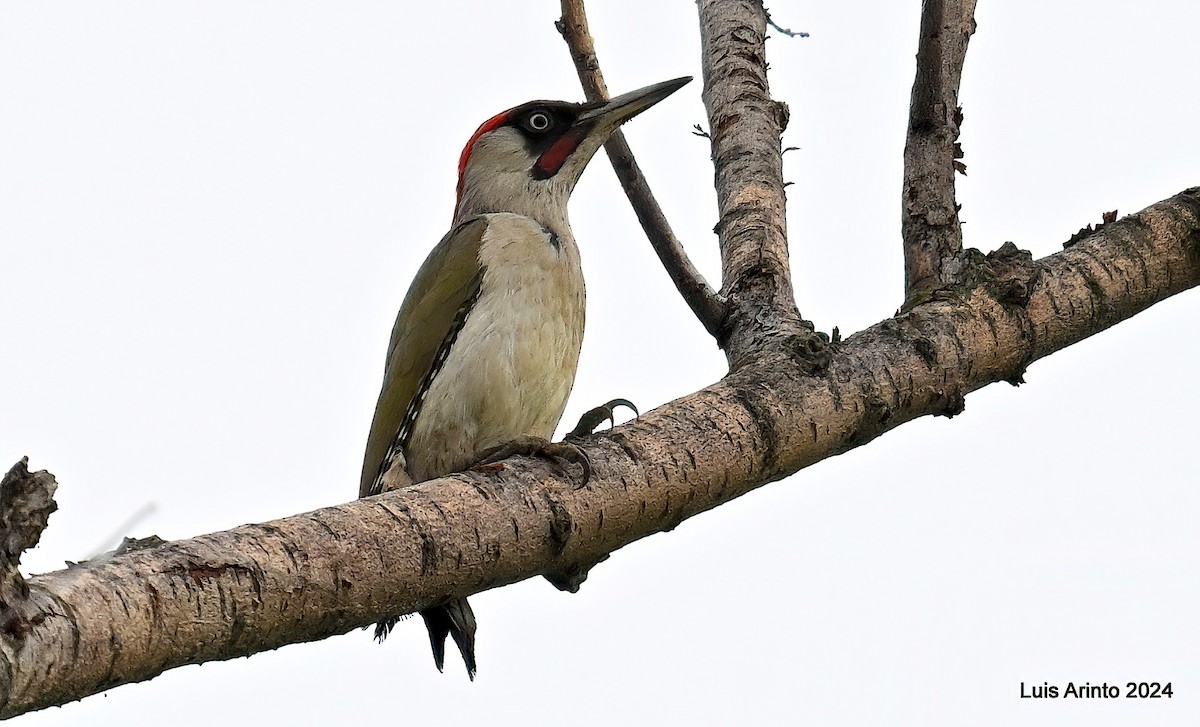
[565,398,639,440]
[474,435,591,484]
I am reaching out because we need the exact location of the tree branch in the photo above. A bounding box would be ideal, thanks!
[698,0,814,367]
[6,188,1198,717]
[902,0,978,308]
[556,0,728,340]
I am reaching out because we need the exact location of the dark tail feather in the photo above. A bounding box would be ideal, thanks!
[418,598,477,680]
[373,615,402,642]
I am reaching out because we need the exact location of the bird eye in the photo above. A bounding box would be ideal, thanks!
[525,111,552,133]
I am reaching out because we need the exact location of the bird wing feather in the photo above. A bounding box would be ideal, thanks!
[359,216,489,497]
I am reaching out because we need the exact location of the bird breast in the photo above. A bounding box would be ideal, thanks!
[405,212,585,481]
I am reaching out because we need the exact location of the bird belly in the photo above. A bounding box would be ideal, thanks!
[405,213,584,481]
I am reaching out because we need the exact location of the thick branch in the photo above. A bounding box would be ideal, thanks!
[902,0,978,307]
[556,0,727,339]
[698,0,810,366]
[7,189,1197,718]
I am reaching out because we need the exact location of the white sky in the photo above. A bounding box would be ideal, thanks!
[2,2,1197,725]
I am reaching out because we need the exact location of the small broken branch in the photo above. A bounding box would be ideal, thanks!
[901,0,978,308]
[0,459,57,570]
[0,458,58,640]
[557,0,727,340]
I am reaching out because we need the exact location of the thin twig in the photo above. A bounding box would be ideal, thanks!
[764,9,809,38]
[901,0,977,309]
[557,0,727,339]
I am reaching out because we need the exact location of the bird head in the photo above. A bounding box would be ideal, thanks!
[453,76,691,228]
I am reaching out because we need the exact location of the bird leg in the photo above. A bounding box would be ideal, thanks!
[565,398,639,440]
[471,400,637,485]
[474,435,591,484]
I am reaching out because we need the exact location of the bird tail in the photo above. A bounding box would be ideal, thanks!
[373,598,477,679]
[418,598,477,680]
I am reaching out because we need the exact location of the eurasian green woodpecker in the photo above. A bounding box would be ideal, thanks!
[359,77,690,678]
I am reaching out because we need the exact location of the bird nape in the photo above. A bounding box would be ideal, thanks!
[358,76,690,679]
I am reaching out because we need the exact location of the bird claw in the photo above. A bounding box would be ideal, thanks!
[565,398,639,440]
[474,435,591,485]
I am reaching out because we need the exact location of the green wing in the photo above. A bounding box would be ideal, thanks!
[359,217,488,497]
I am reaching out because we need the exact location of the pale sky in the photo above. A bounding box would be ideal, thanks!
[2,2,1197,726]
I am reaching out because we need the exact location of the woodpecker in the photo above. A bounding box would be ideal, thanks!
[359,76,690,679]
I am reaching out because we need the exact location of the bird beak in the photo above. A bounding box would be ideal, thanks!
[531,76,691,181]
[576,76,693,128]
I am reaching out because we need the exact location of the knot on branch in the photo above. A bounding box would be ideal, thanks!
[934,388,967,418]
[980,241,1040,306]
[773,100,790,132]
[913,242,1041,310]
[846,391,895,447]
[545,492,574,556]
[541,488,615,593]
[0,458,58,639]
[784,330,832,376]
[544,553,611,594]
